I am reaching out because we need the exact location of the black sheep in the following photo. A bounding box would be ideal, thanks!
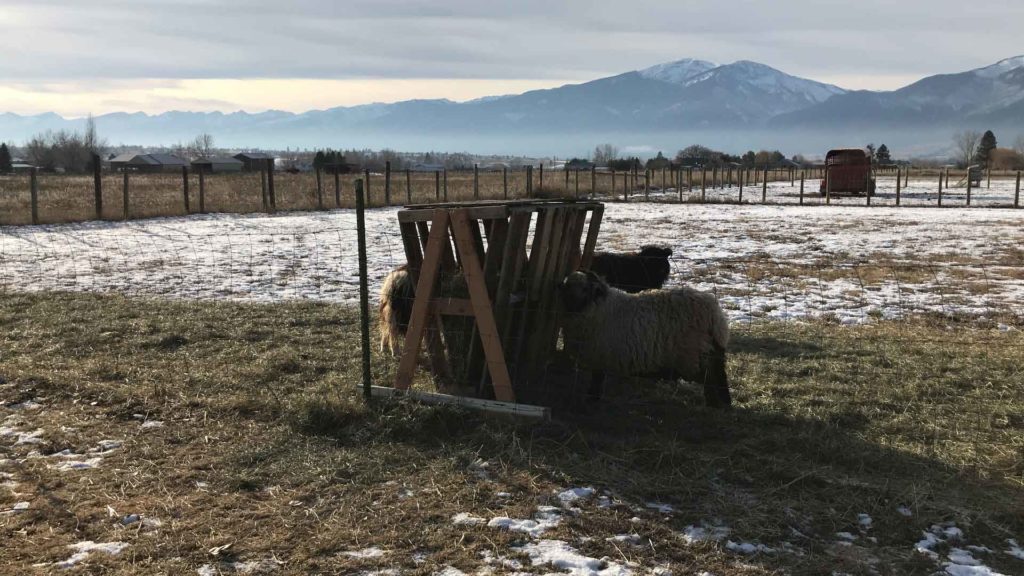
[589,245,672,293]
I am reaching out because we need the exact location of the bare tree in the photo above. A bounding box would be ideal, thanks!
[953,130,982,168]
[592,143,619,166]
[189,133,215,158]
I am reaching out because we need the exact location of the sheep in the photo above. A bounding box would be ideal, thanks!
[558,270,732,409]
[377,246,671,355]
[589,245,672,293]
[378,264,415,356]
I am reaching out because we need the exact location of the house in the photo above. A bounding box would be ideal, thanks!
[233,152,275,172]
[11,161,35,174]
[109,153,139,172]
[191,156,244,174]
[410,163,444,172]
[129,153,188,173]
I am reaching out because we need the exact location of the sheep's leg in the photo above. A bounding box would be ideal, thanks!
[701,344,732,409]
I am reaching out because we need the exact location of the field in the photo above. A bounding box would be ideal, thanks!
[2,202,1023,575]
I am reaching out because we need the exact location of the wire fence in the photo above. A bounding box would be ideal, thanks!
[3,164,1023,226]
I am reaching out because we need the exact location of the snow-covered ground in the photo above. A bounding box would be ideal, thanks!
[1,202,1022,324]
[612,175,1022,208]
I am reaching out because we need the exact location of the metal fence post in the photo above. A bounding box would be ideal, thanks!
[355,178,372,401]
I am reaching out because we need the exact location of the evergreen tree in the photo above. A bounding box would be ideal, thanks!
[875,144,892,164]
[974,130,997,166]
[313,150,326,170]
[0,143,12,173]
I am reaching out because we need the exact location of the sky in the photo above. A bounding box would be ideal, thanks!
[2,0,1023,117]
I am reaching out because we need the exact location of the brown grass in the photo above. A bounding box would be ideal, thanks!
[1,291,1021,574]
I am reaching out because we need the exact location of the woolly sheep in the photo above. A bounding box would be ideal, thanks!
[589,245,672,293]
[378,264,415,356]
[558,270,732,408]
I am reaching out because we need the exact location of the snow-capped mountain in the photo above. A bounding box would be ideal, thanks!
[1,57,1022,152]
[772,55,1024,128]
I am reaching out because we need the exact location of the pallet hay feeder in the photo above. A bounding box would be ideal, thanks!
[374,199,604,417]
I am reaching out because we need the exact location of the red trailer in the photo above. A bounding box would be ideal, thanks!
[820,149,875,196]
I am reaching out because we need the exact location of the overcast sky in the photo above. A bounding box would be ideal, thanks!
[2,0,1022,116]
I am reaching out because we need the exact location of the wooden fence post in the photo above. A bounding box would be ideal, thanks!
[406,168,412,204]
[574,169,579,198]
[866,169,872,206]
[826,166,831,205]
[363,168,372,206]
[938,171,943,206]
[700,167,706,201]
[799,173,804,205]
[442,168,448,201]
[198,168,206,213]
[539,163,543,191]
[591,166,596,197]
[966,170,972,206]
[738,167,744,203]
[267,159,276,213]
[503,167,508,199]
[987,167,991,189]
[644,169,649,200]
[384,161,391,206]
[93,153,103,219]
[181,166,190,214]
[435,170,440,200]
[354,177,372,401]
[474,164,480,199]
[260,165,268,212]
[564,167,570,192]
[334,168,341,208]
[122,171,129,220]
[1015,170,1021,208]
[761,167,768,203]
[316,167,324,210]
[895,167,900,206]
[30,167,39,225]
[526,165,533,198]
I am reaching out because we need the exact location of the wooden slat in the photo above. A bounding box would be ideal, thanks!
[399,204,508,223]
[370,386,548,419]
[395,210,450,390]
[450,209,515,403]
[579,205,603,269]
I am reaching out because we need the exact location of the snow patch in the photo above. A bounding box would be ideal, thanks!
[681,521,730,545]
[53,541,128,568]
[344,547,385,559]
[451,512,485,526]
[516,539,632,576]
[557,487,595,507]
[487,506,562,538]
[726,540,775,555]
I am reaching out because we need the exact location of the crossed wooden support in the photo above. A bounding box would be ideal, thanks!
[392,201,603,404]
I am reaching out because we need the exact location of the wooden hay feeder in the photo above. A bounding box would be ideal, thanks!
[388,199,604,412]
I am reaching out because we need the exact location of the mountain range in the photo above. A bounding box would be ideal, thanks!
[2,57,1023,157]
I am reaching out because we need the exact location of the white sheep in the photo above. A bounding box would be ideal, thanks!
[558,270,732,408]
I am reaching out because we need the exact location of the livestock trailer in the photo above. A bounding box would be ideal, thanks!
[820,149,875,196]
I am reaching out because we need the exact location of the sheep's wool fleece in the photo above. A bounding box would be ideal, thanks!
[562,287,729,378]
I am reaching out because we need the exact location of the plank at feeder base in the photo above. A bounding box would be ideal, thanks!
[369,386,549,419]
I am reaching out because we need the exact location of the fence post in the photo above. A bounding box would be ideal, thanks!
[93,153,103,220]
[826,166,831,205]
[987,167,991,189]
[539,163,544,191]
[866,168,872,206]
[316,167,324,210]
[894,167,900,206]
[267,159,276,213]
[442,168,448,201]
[384,161,391,206]
[591,166,596,197]
[644,169,649,200]
[181,166,190,214]
[966,170,972,206]
[526,165,533,198]
[405,168,412,204]
[364,169,371,207]
[574,169,579,198]
[261,165,268,212]
[738,167,744,203]
[700,167,706,202]
[434,170,440,200]
[761,167,768,203]
[938,171,943,207]
[474,163,480,199]
[799,173,804,205]
[198,168,206,213]
[30,167,39,225]
[355,178,372,402]
[122,171,129,220]
[944,168,950,190]
[790,167,795,187]
[503,167,508,199]
[1015,170,1021,208]
[334,168,341,208]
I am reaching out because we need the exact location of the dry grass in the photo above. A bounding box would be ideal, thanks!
[1,291,1021,574]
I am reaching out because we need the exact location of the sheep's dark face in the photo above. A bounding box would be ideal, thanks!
[558,270,609,314]
[639,245,672,287]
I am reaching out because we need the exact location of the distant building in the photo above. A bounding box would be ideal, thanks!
[410,163,444,172]
[11,161,34,174]
[129,153,188,173]
[109,153,139,172]
[191,156,244,174]
[233,152,275,172]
